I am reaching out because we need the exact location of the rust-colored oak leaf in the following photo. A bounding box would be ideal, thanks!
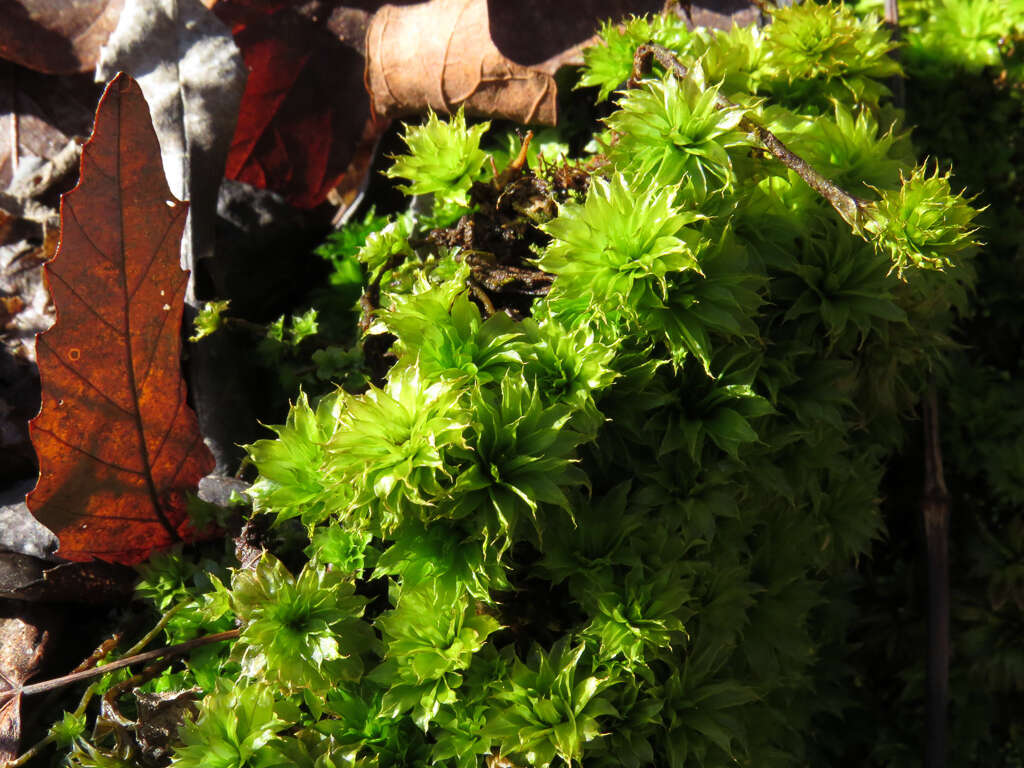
[28,73,215,565]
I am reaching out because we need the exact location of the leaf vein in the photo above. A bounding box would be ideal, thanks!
[32,426,144,477]
[38,338,135,419]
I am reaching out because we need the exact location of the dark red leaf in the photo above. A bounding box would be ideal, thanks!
[28,74,215,565]
[215,4,381,209]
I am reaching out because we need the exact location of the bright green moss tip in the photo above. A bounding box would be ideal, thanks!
[385,108,490,208]
[865,163,980,277]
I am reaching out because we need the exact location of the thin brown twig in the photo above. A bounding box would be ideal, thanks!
[630,44,868,230]
[922,384,950,768]
[883,0,906,110]
[9,111,17,176]
[494,130,534,188]
[99,657,177,732]
[0,630,239,704]
[71,634,124,675]
[358,252,408,334]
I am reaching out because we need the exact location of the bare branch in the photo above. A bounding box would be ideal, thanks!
[630,44,868,230]
[0,630,239,704]
[922,385,950,768]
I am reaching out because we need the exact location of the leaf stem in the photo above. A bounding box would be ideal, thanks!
[629,43,868,230]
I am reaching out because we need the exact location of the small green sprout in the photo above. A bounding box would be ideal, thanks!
[288,308,319,345]
[306,526,373,575]
[190,299,230,342]
[48,711,87,748]
[357,213,415,282]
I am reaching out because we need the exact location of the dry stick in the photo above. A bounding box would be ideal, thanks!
[467,278,497,317]
[922,385,950,768]
[3,634,123,768]
[630,44,869,230]
[20,632,124,737]
[878,2,948,761]
[100,657,177,729]
[4,609,238,768]
[883,0,906,115]
[9,110,17,176]
[0,629,239,704]
[72,634,124,674]
[494,130,533,188]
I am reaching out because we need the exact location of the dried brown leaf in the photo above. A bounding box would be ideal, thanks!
[0,0,124,74]
[365,0,560,125]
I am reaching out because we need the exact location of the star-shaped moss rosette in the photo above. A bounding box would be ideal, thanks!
[539,173,705,322]
[373,587,500,731]
[865,163,980,278]
[325,367,470,534]
[487,639,620,768]
[763,2,900,104]
[448,375,589,550]
[381,271,530,389]
[385,108,490,210]
[605,69,752,202]
[579,14,695,102]
[171,682,288,768]
[230,554,374,694]
[373,520,510,604]
[246,390,346,527]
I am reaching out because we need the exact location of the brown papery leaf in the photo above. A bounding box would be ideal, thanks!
[0,610,49,763]
[0,63,101,191]
[365,0,559,125]
[0,680,20,764]
[0,0,124,74]
[28,74,215,565]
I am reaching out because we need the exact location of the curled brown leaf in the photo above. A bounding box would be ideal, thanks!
[365,0,559,125]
